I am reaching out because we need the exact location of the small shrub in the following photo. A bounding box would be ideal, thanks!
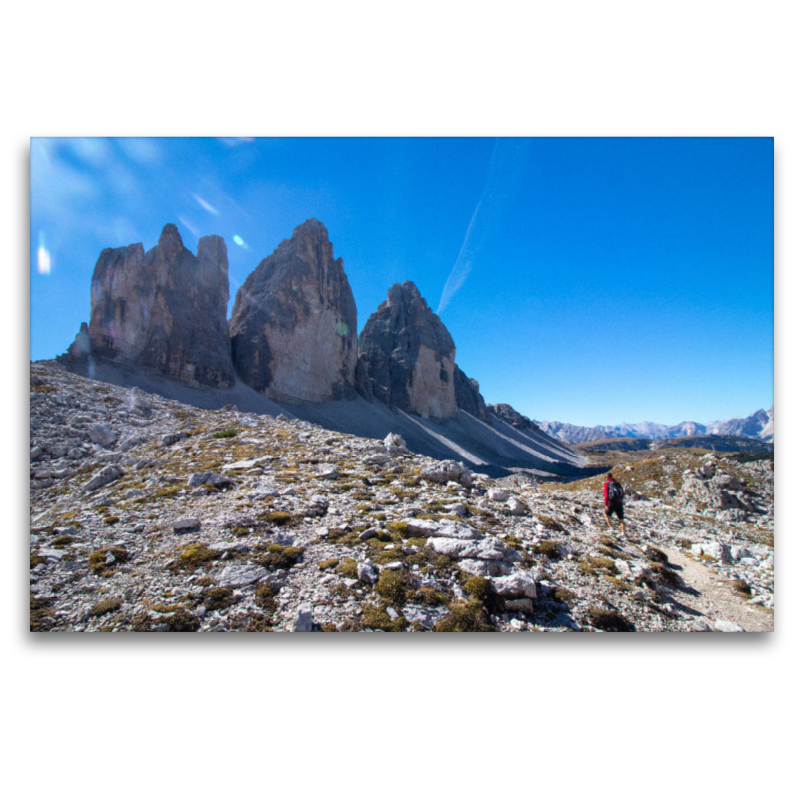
[259,545,303,570]
[463,576,490,600]
[254,583,277,616]
[375,569,411,605]
[90,597,122,617]
[258,511,294,527]
[361,603,406,632]
[51,535,74,547]
[531,540,561,560]
[212,428,238,439]
[203,587,234,611]
[385,521,410,536]
[30,596,55,631]
[586,607,635,632]
[174,543,216,571]
[554,588,576,605]
[334,558,358,578]
[88,547,128,575]
[318,558,340,571]
[731,578,752,596]
[415,587,447,606]
[435,599,495,632]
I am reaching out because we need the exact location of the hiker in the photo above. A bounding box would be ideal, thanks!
[603,472,626,534]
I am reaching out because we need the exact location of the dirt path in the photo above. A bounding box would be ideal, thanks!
[661,546,774,632]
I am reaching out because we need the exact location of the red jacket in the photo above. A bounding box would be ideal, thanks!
[603,479,619,505]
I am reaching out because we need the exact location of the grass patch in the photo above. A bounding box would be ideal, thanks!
[88,547,128,575]
[334,558,359,579]
[375,569,412,605]
[531,540,561,560]
[203,587,235,611]
[173,543,216,571]
[90,597,123,617]
[435,599,495,632]
[318,558,340,571]
[257,511,294,527]
[361,603,407,632]
[259,545,303,570]
[212,428,238,439]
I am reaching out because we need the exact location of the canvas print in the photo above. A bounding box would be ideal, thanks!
[29,137,774,633]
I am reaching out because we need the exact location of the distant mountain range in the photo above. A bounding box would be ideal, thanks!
[536,407,773,445]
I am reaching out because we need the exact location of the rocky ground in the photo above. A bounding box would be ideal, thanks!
[30,362,774,633]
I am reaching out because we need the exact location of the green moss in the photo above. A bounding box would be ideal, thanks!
[434,599,495,632]
[375,569,411,605]
[90,597,123,617]
[361,603,407,632]
[203,587,235,611]
[531,540,561,560]
[244,614,274,632]
[385,521,410,536]
[212,428,238,439]
[231,526,250,537]
[88,547,128,575]
[334,558,359,578]
[258,511,294,527]
[553,588,576,605]
[173,543,216,571]
[30,595,55,631]
[463,576,491,600]
[254,583,278,617]
[259,545,303,570]
[415,586,448,606]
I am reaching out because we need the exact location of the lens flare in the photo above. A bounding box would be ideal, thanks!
[335,321,349,336]
[37,233,52,275]
[191,193,219,216]
[232,234,250,250]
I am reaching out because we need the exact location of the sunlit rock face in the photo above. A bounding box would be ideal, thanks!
[358,281,457,420]
[84,224,234,387]
[229,219,358,402]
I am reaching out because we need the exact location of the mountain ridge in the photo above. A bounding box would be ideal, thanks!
[537,407,774,445]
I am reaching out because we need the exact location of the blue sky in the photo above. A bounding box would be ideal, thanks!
[30,136,773,426]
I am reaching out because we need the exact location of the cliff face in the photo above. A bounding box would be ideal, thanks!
[454,366,490,422]
[358,281,457,420]
[228,219,358,402]
[80,224,234,388]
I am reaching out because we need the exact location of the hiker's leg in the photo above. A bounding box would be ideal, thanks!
[604,510,613,528]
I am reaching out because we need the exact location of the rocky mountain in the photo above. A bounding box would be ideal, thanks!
[229,219,358,402]
[29,362,774,633]
[538,407,774,445]
[453,367,490,423]
[54,219,582,477]
[62,224,234,388]
[358,281,457,419]
[488,403,541,432]
[577,435,774,454]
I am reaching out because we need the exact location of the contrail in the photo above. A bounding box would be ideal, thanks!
[437,138,532,315]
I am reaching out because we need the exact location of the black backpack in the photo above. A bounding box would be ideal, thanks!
[608,480,624,502]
